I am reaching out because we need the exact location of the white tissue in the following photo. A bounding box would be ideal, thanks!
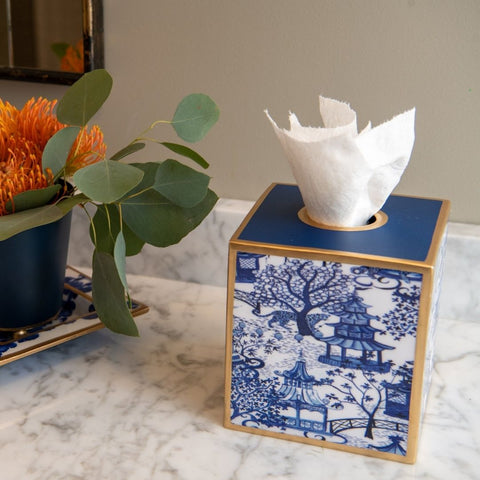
[266,96,416,227]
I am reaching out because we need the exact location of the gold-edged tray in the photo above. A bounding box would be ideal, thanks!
[0,266,149,366]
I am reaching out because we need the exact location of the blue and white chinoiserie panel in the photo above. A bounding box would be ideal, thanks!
[229,253,425,456]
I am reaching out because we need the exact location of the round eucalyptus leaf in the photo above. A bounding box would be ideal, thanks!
[90,204,145,256]
[56,69,113,126]
[73,160,144,203]
[123,162,161,194]
[161,142,209,169]
[6,184,61,214]
[92,250,139,336]
[172,93,219,142]
[154,159,210,208]
[110,142,146,161]
[42,126,81,176]
[0,204,66,241]
[122,188,218,247]
[114,232,129,292]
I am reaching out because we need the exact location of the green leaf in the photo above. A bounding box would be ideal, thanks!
[0,204,67,241]
[122,162,160,193]
[172,93,219,142]
[161,142,209,169]
[51,42,69,59]
[92,250,139,336]
[56,193,89,214]
[122,188,218,247]
[73,160,144,203]
[6,184,61,214]
[110,142,146,161]
[56,69,113,126]
[114,232,129,292]
[42,126,81,176]
[90,204,116,253]
[153,159,210,208]
[90,204,145,256]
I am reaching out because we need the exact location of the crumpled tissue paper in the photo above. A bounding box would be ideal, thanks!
[265,96,416,227]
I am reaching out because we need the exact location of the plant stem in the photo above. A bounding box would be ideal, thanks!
[133,119,172,143]
[81,203,96,246]
[104,204,113,243]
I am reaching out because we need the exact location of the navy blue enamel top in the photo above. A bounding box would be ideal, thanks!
[237,184,443,262]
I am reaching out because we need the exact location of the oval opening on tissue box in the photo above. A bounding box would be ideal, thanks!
[298,207,389,231]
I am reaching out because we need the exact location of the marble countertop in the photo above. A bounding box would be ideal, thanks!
[1,274,478,480]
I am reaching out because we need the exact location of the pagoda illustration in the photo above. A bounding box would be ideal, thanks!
[318,294,394,373]
[275,356,327,434]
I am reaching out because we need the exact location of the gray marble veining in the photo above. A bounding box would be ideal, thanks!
[438,222,480,321]
[0,275,478,479]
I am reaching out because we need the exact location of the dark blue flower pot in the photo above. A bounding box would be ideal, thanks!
[0,212,72,330]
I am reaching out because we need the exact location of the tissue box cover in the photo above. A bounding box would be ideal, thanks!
[224,183,450,464]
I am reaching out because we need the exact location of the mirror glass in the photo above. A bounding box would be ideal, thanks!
[0,0,103,84]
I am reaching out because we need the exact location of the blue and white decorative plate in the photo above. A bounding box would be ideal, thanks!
[0,266,149,366]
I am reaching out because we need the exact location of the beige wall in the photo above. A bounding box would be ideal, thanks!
[1,0,479,223]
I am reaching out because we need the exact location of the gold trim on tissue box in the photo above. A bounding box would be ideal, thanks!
[224,184,450,463]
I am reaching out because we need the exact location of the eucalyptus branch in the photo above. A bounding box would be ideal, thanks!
[134,119,172,142]
[0,68,219,336]
[121,186,155,201]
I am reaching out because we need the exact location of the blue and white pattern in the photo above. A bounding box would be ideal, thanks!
[229,253,425,455]
[0,267,148,363]
[0,271,95,357]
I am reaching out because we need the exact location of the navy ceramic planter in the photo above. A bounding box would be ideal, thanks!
[0,212,72,330]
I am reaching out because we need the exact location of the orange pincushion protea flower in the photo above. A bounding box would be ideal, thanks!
[60,40,84,73]
[0,97,106,216]
[65,124,106,177]
[15,98,63,151]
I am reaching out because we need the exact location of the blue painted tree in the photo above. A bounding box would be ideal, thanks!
[251,259,355,337]
[320,367,389,439]
[230,318,283,427]
[380,285,421,340]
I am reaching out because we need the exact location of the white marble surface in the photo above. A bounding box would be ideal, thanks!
[438,222,480,321]
[0,275,479,479]
[69,198,480,323]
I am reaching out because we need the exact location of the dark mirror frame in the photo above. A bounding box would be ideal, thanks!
[0,0,103,85]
